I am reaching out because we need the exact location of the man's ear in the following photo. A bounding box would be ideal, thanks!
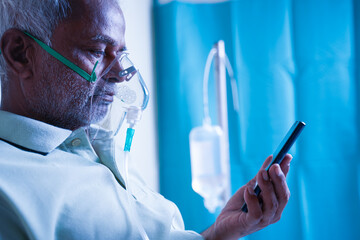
[0,28,36,80]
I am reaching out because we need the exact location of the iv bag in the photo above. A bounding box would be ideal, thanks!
[189,124,229,213]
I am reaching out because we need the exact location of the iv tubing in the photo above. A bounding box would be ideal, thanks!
[203,48,217,126]
[202,47,240,123]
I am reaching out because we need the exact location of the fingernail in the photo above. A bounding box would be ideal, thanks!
[247,187,255,196]
[287,154,293,164]
[262,171,269,181]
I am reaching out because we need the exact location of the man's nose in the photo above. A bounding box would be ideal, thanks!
[119,66,137,81]
[103,61,137,83]
[103,59,126,83]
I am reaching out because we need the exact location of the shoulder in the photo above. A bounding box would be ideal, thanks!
[0,193,29,239]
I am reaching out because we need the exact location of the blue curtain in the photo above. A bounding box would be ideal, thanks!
[154,0,360,239]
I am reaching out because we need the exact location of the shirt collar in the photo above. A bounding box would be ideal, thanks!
[0,110,72,154]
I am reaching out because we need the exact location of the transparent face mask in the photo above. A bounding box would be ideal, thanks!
[91,52,150,139]
[21,31,149,138]
[100,52,149,110]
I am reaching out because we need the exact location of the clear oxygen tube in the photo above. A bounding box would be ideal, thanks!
[189,42,239,213]
[123,107,150,240]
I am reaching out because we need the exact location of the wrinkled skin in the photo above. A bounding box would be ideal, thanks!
[0,0,126,130]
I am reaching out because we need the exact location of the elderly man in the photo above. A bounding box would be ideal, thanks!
[0,0,291,239]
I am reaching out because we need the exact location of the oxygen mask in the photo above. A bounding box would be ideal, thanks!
[99,52,149,111]
[90,52,149,139]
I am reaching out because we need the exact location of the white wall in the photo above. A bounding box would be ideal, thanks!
[120,0,159,191]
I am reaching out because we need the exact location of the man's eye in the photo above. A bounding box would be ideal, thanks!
[89,50,105,58]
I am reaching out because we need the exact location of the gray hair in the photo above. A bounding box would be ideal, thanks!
[0,0,71,83]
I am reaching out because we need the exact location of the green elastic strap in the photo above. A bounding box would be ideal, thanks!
[24,31,98,82]
[124,128,135,152]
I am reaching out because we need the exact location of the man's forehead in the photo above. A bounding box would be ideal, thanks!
[60,0,125,47]
[68,0,123,23]
[69,0,121,16]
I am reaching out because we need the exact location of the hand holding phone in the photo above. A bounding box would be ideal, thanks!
[241,121,306,213]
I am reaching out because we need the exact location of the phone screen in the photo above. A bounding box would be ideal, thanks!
[241,121,306,213]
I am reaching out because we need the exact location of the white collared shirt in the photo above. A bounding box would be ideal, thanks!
[0,110,203,240]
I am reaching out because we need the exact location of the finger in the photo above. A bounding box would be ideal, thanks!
[268,164,290,222]
[244,186,262,225]
[246,176,257,189]
[279,154,292,177]
[225,186,247,211]
[256,169,278,224]
[260,155,273,170]
[224,175,258,212]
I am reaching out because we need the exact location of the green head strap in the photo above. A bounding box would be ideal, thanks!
[23,32,98,82]
[0,31,98,82]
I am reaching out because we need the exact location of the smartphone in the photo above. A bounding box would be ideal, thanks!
[241,121,306,213]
